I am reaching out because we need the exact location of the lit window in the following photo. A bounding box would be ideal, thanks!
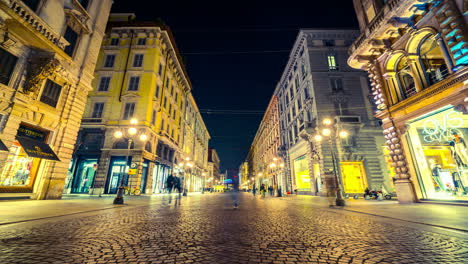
[123,103,135,120]
[327,55,338,70]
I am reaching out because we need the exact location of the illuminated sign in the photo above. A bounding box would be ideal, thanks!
[422,110,464,143]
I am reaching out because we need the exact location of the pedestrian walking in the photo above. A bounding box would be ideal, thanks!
[166,174,175,193]
[252,183,257,197]
[260,184,266,198]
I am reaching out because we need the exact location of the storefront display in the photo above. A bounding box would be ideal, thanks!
[340,161,367,194]
[105,157,130,194]
[151,163,170,193]
[71,159,98,193]
[293,155,310,191]
[407,107,468,200]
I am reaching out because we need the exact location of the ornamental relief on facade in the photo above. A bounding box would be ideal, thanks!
[23,56,63,95]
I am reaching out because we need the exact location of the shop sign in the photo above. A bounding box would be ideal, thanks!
[17,125,47,142]
[128,169,137,175]
[422,111,464,143]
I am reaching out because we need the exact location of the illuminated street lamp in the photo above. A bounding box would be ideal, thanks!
[113,118,147,205]
[315,118,348,207]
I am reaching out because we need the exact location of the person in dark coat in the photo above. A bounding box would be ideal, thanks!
[166,174,175,193]
[174,176,182,194]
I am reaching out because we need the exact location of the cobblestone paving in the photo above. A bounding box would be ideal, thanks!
[0,193,467,264]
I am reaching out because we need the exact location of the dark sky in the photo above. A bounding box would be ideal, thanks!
[111,0,358,173]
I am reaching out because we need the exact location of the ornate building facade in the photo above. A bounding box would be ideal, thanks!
[68,14,208,196]
[275,29,392,196]
[348,0,468,203]
[0,0,112,199]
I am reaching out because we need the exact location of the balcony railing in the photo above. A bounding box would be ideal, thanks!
[1,0,68,49]
[81,118,102,123]
[349,0,405,55]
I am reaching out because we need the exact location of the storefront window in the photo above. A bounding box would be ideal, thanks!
[71,159,97,193]
[294,155,310,191]
[0,141,39,188]
[407,107,468,200]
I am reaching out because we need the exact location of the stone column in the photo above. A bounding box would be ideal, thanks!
[382,71,400,103]
[407,54,426,92]
[382,123,417,203]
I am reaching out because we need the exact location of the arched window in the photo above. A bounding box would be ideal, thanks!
[145,141,152,153]
[113,139,134,149]
[419,36,448,85]
[396,57,416,99]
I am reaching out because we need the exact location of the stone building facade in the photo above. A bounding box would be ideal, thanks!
[274,29,392,196]
[0,0,112,199]
[348,0,468,203]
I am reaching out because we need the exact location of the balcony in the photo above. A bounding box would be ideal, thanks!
[1,0,68,50]
[81,118,102,123]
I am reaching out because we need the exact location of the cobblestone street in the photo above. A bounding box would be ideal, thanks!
[1,193,467,264]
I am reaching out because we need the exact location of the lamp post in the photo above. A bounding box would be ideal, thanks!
[179,157,194,196]
[113,118,147,205]
[314,118,348,207]
[269,157,285,197]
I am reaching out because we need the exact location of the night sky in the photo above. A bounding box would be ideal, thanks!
[111,1,358,174]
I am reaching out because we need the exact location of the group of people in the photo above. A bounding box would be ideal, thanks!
[166,174,182,194]
[252,184,276,197]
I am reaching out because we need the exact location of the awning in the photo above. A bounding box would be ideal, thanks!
[0,139,8,151]
[16,136,60,161]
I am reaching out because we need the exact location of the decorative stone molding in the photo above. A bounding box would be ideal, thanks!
[64,8,91,34]
[23,55,63,94]
[383,125,410,180]
[366,61,388,110]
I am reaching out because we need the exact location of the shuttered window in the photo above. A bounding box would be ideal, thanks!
[0,48,18,85]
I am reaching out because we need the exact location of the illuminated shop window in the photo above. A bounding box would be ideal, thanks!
[0,142,39,187]
[419,36,449,86]
[407,107,468,200]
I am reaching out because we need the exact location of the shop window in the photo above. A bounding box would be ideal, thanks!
[419,36,449,86]
[407,107,468,200]
[0,141,40,188]
[0,47,18,86]
[64,27,79,57]
[40,80,62,107]
[133,54,144,67]
[22,0,40,11]
[104,54,115,68]
[123,102,135,120]
[98,77,111,91]
[396,57,416,99]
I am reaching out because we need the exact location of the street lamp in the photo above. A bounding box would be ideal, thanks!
[315,118,348,207]
[179,158,193,196]
[113,118,147,205]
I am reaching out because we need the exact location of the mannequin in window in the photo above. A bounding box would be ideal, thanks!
[430,162,445,192]
[451,132,468,166]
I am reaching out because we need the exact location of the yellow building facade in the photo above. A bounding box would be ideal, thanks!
[68,14,199,195]
[348,0,468,203]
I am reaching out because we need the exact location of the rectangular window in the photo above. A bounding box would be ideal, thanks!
[104,54,116,68]
[163,97,167,108]
[366,4,376,22]
[155,84,161,98]
[327,55,338,70]
[77,0,90,9]
[123,103,135,120]
[110,38,119,46]
[324,40,335,47]
[158,64,163,75]
[161,118,165,131]
[169,104,172,115]
[175,92,178,101]
[22,0,39,11]
[133,54,144,67]
[152,110,156,125]
[295,78,300,91]
[297,99,302,110]
[128,76,140,91]
[64,27,79,57]
[98,77,111,91]
[137,38,146,45]
[304,88,310,99]
[0,47,18,85]
[170,85,174,96]
[331,78,343,92]
[40,80,62,107]
[91,103,104,118]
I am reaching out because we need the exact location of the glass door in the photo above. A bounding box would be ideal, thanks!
[71,159,97,193]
